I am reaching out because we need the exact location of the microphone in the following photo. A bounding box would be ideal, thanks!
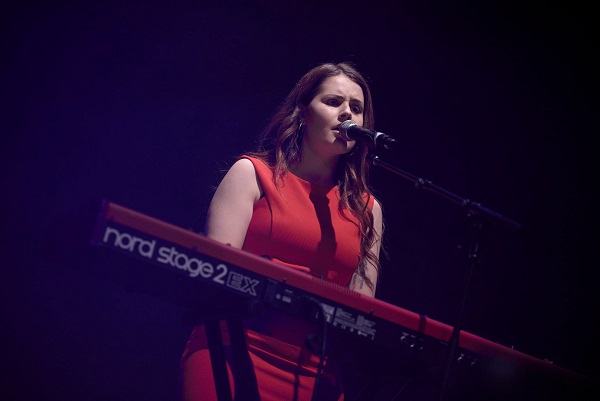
[339,120,397,151]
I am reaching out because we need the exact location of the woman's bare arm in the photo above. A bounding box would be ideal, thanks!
[204,158,261,249]
[349,199,383,297]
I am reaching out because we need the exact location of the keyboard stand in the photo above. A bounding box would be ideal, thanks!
[189,299,261,401]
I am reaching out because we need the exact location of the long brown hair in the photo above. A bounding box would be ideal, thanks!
[249,62,382,290]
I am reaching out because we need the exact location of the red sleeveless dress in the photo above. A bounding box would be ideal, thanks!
[179,156,373,401]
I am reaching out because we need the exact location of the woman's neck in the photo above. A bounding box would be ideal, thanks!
[290,151,339,187]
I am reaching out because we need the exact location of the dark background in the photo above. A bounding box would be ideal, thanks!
[1,1,597,400]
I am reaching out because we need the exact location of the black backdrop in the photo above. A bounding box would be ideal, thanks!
[1,1,597,400]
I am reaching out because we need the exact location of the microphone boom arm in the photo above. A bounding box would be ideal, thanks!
[369,155,522,232]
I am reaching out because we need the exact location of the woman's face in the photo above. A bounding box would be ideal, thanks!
[302,74,365,157]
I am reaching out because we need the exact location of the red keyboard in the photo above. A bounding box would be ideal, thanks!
[92,200,585,385]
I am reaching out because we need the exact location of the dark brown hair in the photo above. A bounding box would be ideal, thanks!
[249,62,381,290]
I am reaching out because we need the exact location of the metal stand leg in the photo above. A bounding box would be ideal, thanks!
[205,318,234,401]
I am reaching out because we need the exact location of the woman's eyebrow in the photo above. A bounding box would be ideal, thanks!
[324,93,364,103]
[351,98,365,107]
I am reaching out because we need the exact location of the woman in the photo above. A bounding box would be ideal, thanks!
[180,62,384,401]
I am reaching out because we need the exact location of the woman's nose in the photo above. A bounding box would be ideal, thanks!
[339,103,352,121]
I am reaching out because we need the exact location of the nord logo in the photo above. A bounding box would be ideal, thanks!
[102,226,155,258]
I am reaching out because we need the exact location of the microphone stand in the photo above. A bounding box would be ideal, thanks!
[368,154,522,401]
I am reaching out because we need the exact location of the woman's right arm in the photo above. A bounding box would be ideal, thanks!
[204,158,262,249]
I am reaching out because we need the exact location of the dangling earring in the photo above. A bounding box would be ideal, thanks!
[294,121,304,144]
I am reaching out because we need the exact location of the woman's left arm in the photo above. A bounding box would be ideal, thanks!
[349,199,383,297]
